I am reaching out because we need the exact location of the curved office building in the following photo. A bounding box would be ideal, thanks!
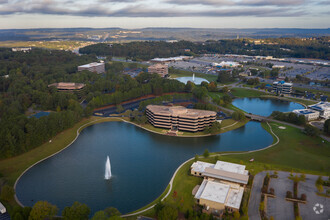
[146,105,216,132]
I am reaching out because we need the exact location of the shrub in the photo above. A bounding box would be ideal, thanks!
[203,149,209,158]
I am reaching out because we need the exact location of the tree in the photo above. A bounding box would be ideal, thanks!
[194,154,199,162]
[203,149,209,158]
[158,206,178,220]
[324,119,330,135]
[154,200,165,215]
[91,211,108,220]
[232,111,245,121]
[62,201,90,220]
[233,210,240,219]
[116,105,124,114]
[304,124,320,137]
[28,201,58,220]
[104,207,121,217]
[0,185,14,202]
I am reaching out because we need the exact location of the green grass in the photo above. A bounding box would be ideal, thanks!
[230,88,267,98]
[169,69,217,82]
[293,87,330,97]
[0,117,121,185]
[223,122,330,175]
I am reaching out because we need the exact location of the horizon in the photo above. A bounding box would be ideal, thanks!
[1,0,329,29]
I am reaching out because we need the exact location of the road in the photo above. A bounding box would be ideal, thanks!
[248,171,266,220]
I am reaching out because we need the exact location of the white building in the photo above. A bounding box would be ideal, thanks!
[12,47,31,52]
[272,65,285,69]
[78,62,105,74]
[272,81,293,95]
[308,102,330,119]
[212,61,240,68]
[150,56,193,63]
[192,160,249,214]
[293,109,320,121]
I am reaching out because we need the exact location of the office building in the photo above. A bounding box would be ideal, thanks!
[78,62,105,74]
[272,81,292,94]
[146,105,216,132]
[148,64,168,77]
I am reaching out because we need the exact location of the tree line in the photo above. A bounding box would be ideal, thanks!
[79,38,330,60]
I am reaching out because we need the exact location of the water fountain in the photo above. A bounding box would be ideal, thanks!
[192,73,195,82]
[105,156,112,180]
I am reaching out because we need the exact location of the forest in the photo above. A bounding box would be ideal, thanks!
[0,49,188,158]
[79,37,330,60]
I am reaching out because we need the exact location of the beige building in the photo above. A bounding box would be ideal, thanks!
[147,64,168,77]
[192,160,249,215]
[146,105,216,132]
[78,62,105,74]
[293,109,320,121]
[48,82,85,92]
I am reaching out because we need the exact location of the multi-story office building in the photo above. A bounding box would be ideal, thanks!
[78,62,105,74]
[308,101,330,119]
[293,109,320,121]
[272,81,293,94]
[146,105,216,132]
[147,64,168,77]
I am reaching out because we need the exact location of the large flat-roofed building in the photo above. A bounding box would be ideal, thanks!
[78,62,105,74]
[293,109,320,121]
[150,56,193,63]
[195,179,244,213]
[48,82,85,92]
[147,64,168,77]
[146,105,216,132]
[192,160,248,215]
[272,81,292,94]
[191,160,249,186]
[308,101,330,119]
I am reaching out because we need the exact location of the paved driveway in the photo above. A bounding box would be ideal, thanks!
[248,171,266,220]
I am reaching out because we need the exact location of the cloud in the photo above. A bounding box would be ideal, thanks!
[165,0,307,6]
[0,0,309,17]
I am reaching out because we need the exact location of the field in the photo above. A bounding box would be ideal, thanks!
[230,88,267,98]
[0,41,95,51]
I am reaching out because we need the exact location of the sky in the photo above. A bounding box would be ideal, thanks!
[0,0,329,29]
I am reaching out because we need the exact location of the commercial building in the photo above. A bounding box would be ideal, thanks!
[48,82,85,92]
[272,81,293,94]
[308,102,330,119]
[146,105,216,132]
[147,64,168,77]
[212,61,241,68]
[150,56,193,63]
[192,160,249,215]
[12,47,31,52]
[78,62,105,74]
[293,109,320,121]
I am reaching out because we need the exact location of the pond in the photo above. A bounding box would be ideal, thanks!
[232,97,304,117]
[175,76,209,85]
[16,121,273,214]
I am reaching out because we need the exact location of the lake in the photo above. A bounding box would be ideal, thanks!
[232,97,304,117]
[16,121,273,214]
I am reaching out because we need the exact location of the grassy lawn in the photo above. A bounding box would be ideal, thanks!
[223,122,330,175]
[169,69,217,82]
[293,87,330,97]
[230,88,267,98]
[0,117,120,185]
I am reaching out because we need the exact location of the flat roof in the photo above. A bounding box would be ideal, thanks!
[147,105,216,118]
[308,102,330,111]
[78,62,104,68]
[191,161,214,173]
[48,82,85,90]
[195,180,230,204]
[293,109,319,115]
[214,161,247,175]
[203,167,249,185]
[225,187,244,209]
